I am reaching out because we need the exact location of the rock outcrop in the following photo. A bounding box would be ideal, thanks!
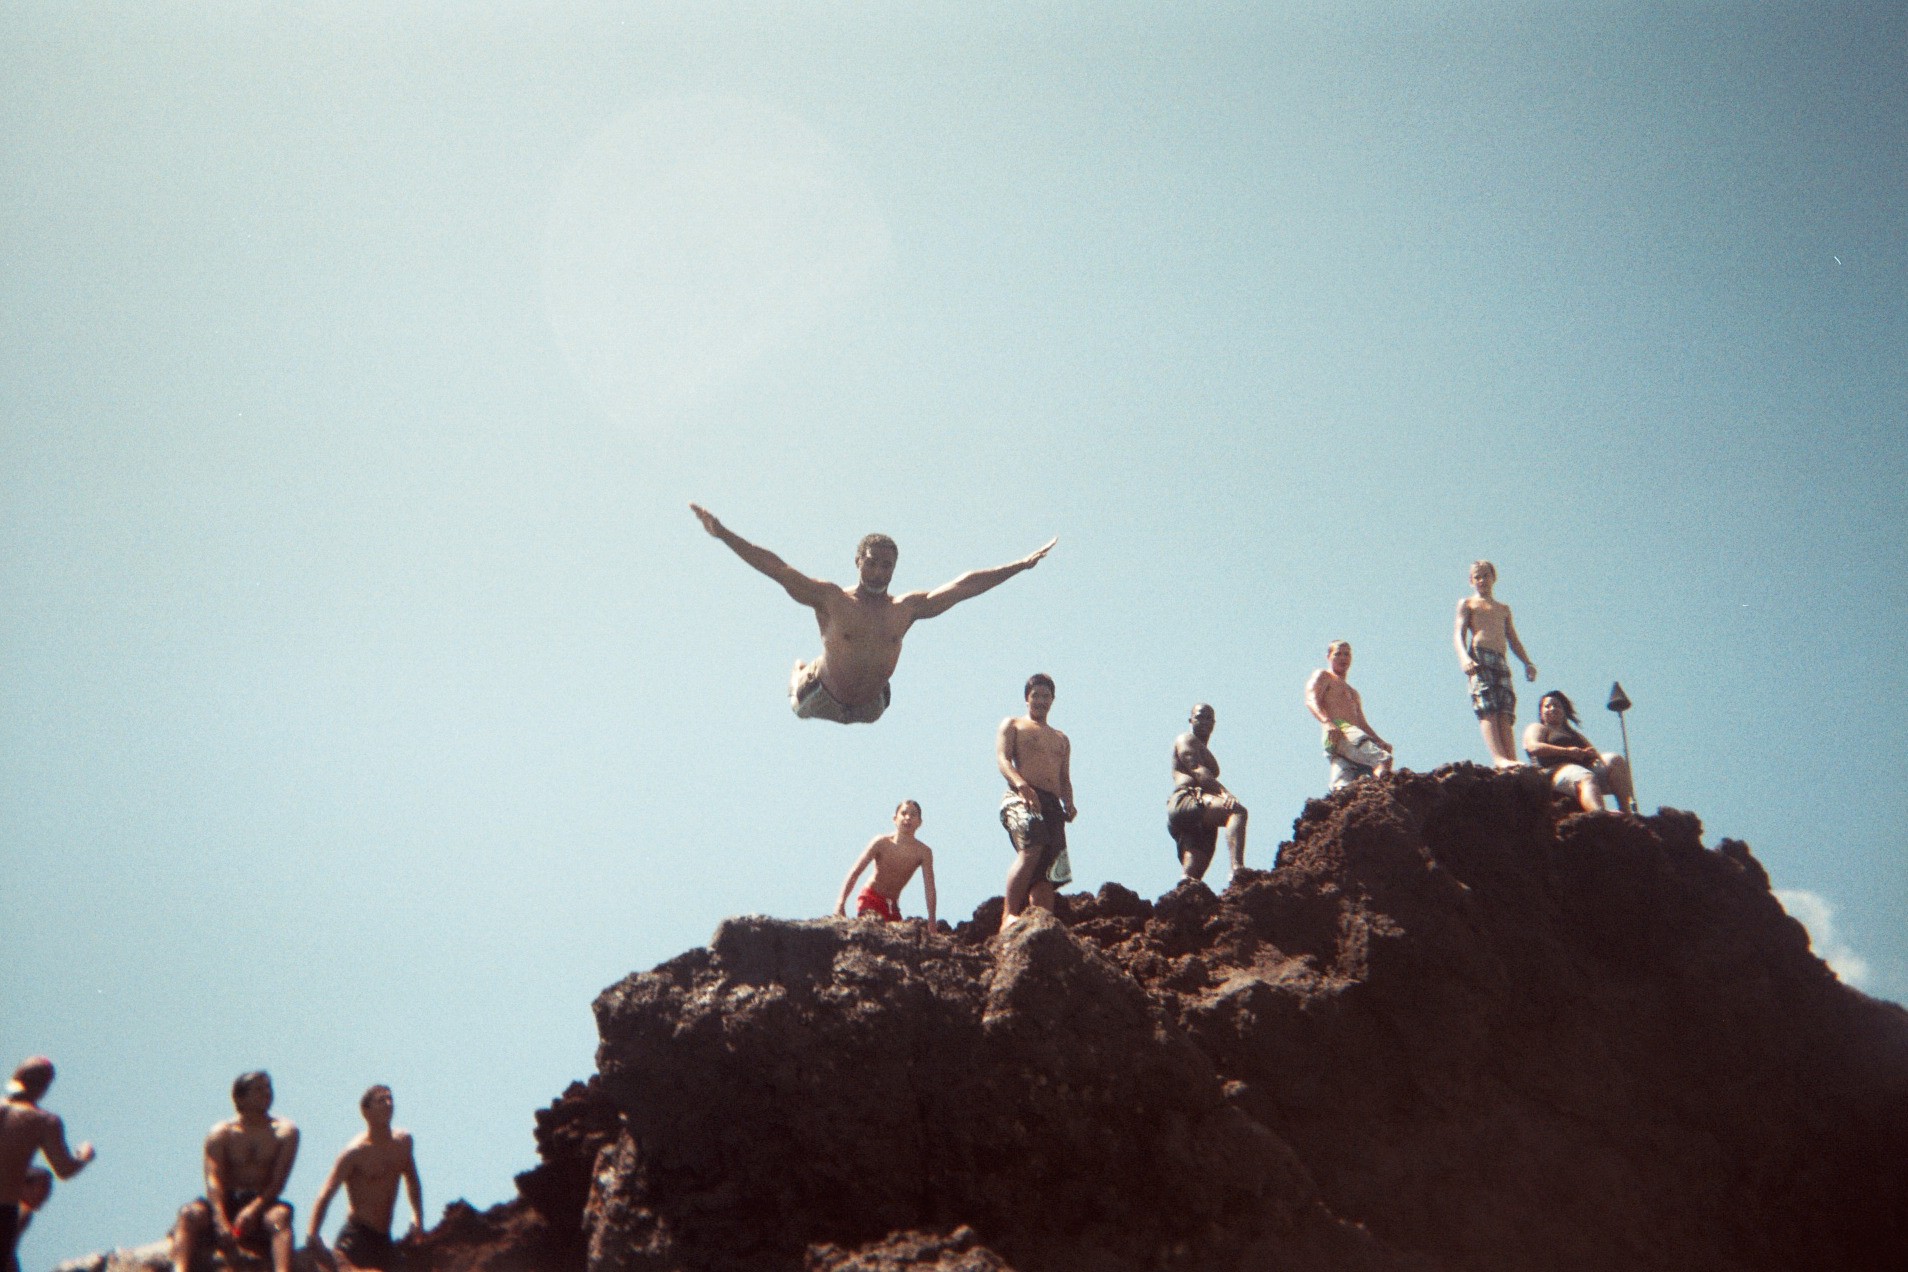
[575,766,1907,1271]
[59,766,1908,1271]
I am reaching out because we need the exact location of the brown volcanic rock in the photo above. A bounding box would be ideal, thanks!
[580,766,1906,1272]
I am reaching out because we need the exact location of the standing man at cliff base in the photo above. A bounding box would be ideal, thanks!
[1167,704,1247,881]
[1524,691,1638,814]
[1,1056,95,1272]
[997,674,1076,932]
[308,1085,423,1271]
[834,800,939,927]
[691,504,1056,724]
[1306,642,1395,790]
[171,1071,300,1272]
[1454,560,1538,768]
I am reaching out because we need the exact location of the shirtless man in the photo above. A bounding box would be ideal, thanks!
[1167,704,1247,881]
[996,674,1076,932]
[1305,642,1394,789]
[1454,560,1538,768]
[307,1085,423,1271]
[1,1057,94,1272]
[171,1071,300,1272]
[1523,691,1638,814]
[690,504,1055,724]
[833,800,938,927]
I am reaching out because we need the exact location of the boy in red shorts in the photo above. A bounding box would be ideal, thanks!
[833,800,938,928]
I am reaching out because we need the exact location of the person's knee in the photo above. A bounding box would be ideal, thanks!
[264,1205,292,1232]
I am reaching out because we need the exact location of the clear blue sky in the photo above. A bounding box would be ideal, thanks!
[4,3,1903,1264]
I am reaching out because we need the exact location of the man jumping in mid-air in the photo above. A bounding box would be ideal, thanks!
[691,505,1055,724]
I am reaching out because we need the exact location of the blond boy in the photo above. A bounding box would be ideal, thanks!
[1454,561,1538,767]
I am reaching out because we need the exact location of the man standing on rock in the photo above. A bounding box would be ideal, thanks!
[1454,561,1538,768]
[1167,704,1247,881]
[1305,642,1395,790]
[308,1085,423,1271]
[833,800,938,927]
[1,1056,94,1272]
[997,673,1076,932]
[171,1071,300,1272]
[690,504,1056,724]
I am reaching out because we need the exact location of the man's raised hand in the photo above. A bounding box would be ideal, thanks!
[690,503,724,537]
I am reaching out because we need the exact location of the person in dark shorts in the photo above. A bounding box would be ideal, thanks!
[308,1085,422,1271]
[1167,703,1247,881]
[171,1071,299,1272]
[996,674,1076,932]
[1,1056,95,1272]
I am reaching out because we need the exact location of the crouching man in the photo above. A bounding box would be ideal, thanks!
[171,1071,299,1272]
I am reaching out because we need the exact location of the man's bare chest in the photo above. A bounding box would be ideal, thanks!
[221,1127,280,1174]
[822,595,909,644]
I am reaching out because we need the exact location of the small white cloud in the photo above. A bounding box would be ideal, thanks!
[1774,889,1872,987]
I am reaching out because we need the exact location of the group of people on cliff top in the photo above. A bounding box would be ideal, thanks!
[693,508,1637,933]
[1,1058,421,1272]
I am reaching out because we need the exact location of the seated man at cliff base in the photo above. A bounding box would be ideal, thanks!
[308,1085,423,1271]
[1305,641,1394,789]
[1167,703,1247,881]
[1523,691,1637,814]
[833,800,938,927]
[171,1071,299,1272]
[691,504,1055,724]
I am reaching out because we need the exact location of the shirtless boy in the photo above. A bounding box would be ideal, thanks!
[997,674,1076,932]
[1,1057,94,1271]
[1305,642,1394,789]
[1454,560,1538,767]
[171,1071,300,1272]
[833,800,938,927]
[1167,704,1247,881]
[691,504,1055,724]
[308,1085,423,1271]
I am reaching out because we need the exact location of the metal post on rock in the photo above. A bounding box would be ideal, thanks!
[1607,681,1634,811]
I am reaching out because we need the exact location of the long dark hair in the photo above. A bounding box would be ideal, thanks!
[1540,691,1581,724]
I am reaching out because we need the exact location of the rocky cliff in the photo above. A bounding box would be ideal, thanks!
[65,766,1908,1271]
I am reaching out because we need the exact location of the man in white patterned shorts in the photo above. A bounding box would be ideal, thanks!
[1305,643,1394,790]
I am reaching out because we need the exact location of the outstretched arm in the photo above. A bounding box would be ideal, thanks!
[833,841,879,916]
[690,504,831,609]
[912,538,1056,620]
[38,1115,93,1179]
[1504,613,1537,681]
[921,851,937,928]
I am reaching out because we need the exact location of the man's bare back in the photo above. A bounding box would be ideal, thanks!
[1,1059,93,1209]
[690,504,1054,719]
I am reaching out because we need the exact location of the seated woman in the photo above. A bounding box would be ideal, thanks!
[1523,691,1637,813]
